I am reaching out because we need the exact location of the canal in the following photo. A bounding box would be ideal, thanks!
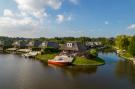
[0,52,135,89]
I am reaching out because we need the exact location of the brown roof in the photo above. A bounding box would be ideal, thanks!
[62,42,87,52]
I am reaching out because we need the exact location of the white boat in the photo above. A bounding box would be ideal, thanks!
[22,51,41,58]
[48,55,74,66]
[116,50,121,54]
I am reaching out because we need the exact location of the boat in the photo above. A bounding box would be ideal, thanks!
[22,51,41,58]
[130,58,135,64]
[48,55,74,66]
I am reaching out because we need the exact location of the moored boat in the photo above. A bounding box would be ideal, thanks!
[48,55,73,66]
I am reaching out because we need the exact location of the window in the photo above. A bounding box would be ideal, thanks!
[67,43,72,47]
[42,43,46,46]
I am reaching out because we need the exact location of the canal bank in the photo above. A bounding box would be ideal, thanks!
[36,53,105,66]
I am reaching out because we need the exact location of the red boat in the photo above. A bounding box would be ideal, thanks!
[48,55,73,66]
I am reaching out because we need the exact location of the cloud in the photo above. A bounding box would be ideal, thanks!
[67,15,73,21]
[104,21,109,25]
[0,16,39,30]
[0,0,63,33]
[56,14,73,23]
[56,14,65,23]
[128,24,135,30]
[69,0,79,5]
[4,9,14,17]
[15,0,62,11]
[0,0,75,37]
[14,0,62,19]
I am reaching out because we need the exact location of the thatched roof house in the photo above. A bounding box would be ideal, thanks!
[27,40,42,48]
[12,41,27,48]
[85,41,102,48]
[40,41,59,49]
[0,41,4,47]
[62,42,87,52]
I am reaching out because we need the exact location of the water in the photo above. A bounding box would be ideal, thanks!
[0,53,135,89]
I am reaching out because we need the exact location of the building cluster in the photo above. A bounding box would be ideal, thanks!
[0,40,103,54]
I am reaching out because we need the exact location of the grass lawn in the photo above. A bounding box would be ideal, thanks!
[36,54,105,66]
[36,53,57,62]
[120,52,133,60]
[73,57,105,66]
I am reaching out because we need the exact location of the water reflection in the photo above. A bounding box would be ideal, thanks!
[1,53,135,89]
[115,60,135,84]
[48,64,98,76]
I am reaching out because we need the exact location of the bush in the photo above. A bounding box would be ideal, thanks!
[43,47,60,54]
[32,47,41,51]
[89,49,98,57]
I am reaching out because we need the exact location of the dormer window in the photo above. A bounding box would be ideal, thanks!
[42,42,46,46]
[67,43,73,47]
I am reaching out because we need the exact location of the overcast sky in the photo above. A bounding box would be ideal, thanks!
[0,0,135,38]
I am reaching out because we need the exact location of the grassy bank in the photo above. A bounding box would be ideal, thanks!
[36,54,105,66]
[113,47,133,60]
[119,52,133,60]
[36,53,57,62]
[73,57,105,66]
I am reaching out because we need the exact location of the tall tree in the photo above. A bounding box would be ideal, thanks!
[128,36,135,57]
[115,35,129,50]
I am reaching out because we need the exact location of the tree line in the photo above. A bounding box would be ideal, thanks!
[115,35,135,57]
[0,36,114,46]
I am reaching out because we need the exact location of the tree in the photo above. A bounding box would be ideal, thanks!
[128,36,135,57]
[115,35,129,50]
[89,49,98,57]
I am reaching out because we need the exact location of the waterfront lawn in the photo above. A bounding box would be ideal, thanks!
[36,54,105,65]
[120,52,133,60]
[36,53,57,62]
[73,57,105,66]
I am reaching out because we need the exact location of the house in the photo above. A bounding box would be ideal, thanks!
[86,42,95,48]
[40,41,59,49]
[0,41,4,47]
[62,42,87,54]
[94,42,102,46]
[85,41,102,48]
[27,40,42,48]
[12,41,26,48]
[0,41,4,51]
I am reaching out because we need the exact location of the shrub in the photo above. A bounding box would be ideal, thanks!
[43,47,60,54]
[32,47,41,51]
[89,49,98,57]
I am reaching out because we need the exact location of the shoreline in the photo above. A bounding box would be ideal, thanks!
[36,54,105,66]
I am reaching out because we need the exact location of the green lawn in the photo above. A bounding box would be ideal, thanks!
[36,54,105,66]
[120,52,133,60]
[36,53,57,62]
[72,57,105,66]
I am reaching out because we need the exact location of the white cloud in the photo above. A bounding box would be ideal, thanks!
[0,16,39,29]
[0,0,62,33]
[0,16,40,38]
[15,0,62,11]
[105,21,109,25]
[0,0,75,37]
[128,24,135,30]
[69,0,79,5]
[14,0,62,19]
[33,10,48,19]
[56,14,65,23]
[3,9,14,17]
[67,15,73,21]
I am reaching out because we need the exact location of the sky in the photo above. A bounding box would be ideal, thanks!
[0,0,135,38]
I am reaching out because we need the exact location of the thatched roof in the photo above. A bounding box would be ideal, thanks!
[40,41,59,49]
[62,42,87,52]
